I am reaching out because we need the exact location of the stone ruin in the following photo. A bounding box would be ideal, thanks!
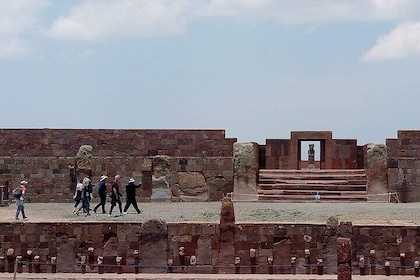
[0,128,420,203]
[0,196,419,277]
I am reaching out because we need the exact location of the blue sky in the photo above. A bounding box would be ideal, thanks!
[1,0,420,145]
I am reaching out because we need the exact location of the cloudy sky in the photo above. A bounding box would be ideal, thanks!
[1,0,420,145]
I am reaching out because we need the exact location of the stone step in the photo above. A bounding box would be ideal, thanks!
[257,169,367,202]
[258,194,367,202]
[259,179,367,185]
[260,169,366,174]
[259,183,367,191]
[258,189,367,196]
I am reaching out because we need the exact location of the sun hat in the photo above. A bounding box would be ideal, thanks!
[100,175,108,181]
[128,178,135,183]
[20,181,28,185]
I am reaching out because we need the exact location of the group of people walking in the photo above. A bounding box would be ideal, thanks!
[73,174,142,217]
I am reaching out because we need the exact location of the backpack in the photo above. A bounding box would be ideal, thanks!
[13,188,22,199]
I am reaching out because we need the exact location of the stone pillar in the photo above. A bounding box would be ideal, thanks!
[308,144,315,168]
[16,256,23,273]
[365,144,388,201]
[233,142,259,201]
[26,250,33,273]
[323,216,339,274]
[56,234,77,272]
[337,237,352,280]
[151,156,172,202]
[6,248,14,273]
[133,250,139,274]
[218,197,236,273]
[87,247,95,270]
[139,219,168,273]
[0,256,4,272]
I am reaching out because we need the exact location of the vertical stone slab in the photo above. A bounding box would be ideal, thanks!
[337,237,352,280]
[139,219,168,273]
[151,156,172,202]
[273,239,291,274]
[218,197,235,273]
[197,235,213,265]
[56,234,77,272]
[233,142,258,201]
[366,144,388,201]
[323,216,339,274]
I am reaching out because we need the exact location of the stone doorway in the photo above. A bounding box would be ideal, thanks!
[290,131,333,170]
[299,141,321,169]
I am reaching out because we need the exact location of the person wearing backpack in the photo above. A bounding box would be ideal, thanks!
[13,180,28,220]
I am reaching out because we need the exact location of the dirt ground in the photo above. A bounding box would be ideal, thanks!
[2,200,420,225]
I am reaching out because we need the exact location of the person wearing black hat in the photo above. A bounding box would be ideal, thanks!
[123,178,141,214]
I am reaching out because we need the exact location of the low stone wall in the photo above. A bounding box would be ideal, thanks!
[1,221,419,275]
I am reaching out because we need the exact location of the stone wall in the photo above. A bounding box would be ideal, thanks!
[1,221,419,275]
[0,129,236,202]
[331,139,358,169]
[264,132,361,170]
[387,130,420,202]
[0,129,235,157]
[0,156,233,203]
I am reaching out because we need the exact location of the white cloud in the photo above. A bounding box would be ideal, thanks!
[46,0,420,41]
[48,0,190,41]
[0,0,49,58]
[361,22,420,61]
[196,0,420,23]
[0,38,28,59]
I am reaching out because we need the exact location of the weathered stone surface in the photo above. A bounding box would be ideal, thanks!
[233,142,258,201]
[337,237,352,263]
[75,145,93,171]
[197,235,212,265]
[337,237,352,280]
[218,197,235,273]
[139,219,168,273]
[151,156,172,202]
[178,172,208,202]
[152,156,171,178]
[273,239,291,274]
[366,143,388,201]
[337,263,352,280]
[103,236,118,257]
[151,176,172,202]
[56,234,77,272]
[324,216,339,274]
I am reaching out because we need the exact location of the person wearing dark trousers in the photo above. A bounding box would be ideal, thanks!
[14,180,28,220]
[108,175,123,217]
[81,177,92,216]
[123,178,141,214]
[93,175,108,214]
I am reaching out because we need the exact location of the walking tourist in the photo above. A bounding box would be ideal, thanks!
[73,180,83,215]
[82,177,92,216]
[108,175,123,217]
[93,175,108,214]
[123,178,141,214]
[13,180,28,220]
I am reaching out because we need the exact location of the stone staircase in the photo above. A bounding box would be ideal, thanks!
[258,169,367,202]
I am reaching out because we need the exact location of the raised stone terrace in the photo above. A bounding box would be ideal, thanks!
[1,201,420,279]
